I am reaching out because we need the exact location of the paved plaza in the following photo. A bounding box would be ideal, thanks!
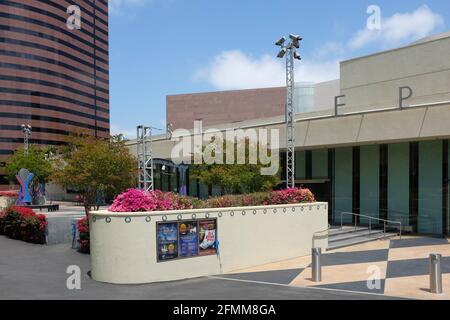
[1,205,447,300]
[222,236,450,300]
[0,235,397,300]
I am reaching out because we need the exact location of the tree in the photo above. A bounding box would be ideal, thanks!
[5,147,53,203]
[191,139,279,195]
[192,165,279,195]
[5,147,53,184]
[52,134,136,215]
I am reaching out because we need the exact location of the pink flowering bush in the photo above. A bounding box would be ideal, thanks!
[77,217,90,254]
[109,189,195,213]
[263,188,315,205]
[0,190,19,198]
[109,189,158,212]
[109,188,315,213]
[199,193,267,209]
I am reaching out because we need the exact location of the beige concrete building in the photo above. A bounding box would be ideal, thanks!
[128,31,450,236]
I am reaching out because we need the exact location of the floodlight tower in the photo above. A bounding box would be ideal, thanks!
[275,34,302,189]
[136,125,155,192]
[21,124,32,155]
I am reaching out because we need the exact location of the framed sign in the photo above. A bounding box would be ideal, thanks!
[156,218,218,262]
[156,222,179,262]
[179,221,199,258]
[198,219,217,256]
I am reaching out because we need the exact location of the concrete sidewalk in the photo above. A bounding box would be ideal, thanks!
[224,236,450,300]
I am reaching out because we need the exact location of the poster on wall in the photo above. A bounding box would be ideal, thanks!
[179,221,199,258]
[157,222,178,261]
[198,219,217,256]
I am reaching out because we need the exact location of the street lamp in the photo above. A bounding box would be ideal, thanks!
[276,34,302,189]
[21,124,32,155]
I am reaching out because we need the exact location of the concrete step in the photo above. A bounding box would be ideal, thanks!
[329,229,386,243]
[329,226,370,237]
[327,232,397,251]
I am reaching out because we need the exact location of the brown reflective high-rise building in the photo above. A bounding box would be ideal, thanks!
[0,0,109,188]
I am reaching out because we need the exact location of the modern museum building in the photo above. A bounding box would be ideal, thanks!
[132,32,450,236]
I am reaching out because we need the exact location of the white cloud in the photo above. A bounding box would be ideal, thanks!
[314,42,345,60]
[349,5,444,49]
[110,123,137,139]
[194,51,284,90]
[195,50,339,90]
[109,0,151,15]
[111,119,167,139]
[194,5,445,90]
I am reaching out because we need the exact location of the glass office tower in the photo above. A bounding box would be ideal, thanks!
[0,0,110,188]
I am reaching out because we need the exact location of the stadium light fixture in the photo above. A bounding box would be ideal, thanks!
[21,124,32,155]
[275,34,303,189]
[277,48,287,58]
[275,37,286,46]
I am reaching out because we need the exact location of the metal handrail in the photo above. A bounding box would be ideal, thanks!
[314,224,331,237]
[340,212,402,240]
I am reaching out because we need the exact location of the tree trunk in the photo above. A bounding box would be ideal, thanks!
[84,204,90,217]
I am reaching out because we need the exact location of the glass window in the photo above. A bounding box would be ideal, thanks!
[359,145,379,223]
[170,168,178,192]
[334,147,353,223]
[312,149,328,179]
[388,143,410,226]
[418,141,442,235]
[153,165,162,191]
[295,151,306,180]
[199,184,209,199]
[161,169,169,192]
[448,142,450,235]
[188,177,198,198]
[212,186,222,197]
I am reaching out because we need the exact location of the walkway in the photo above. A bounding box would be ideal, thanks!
[220,236,450,300]
[0,236,396,300]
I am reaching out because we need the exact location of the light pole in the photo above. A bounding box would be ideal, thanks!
[275,34,302,189]
[21,124,32,155]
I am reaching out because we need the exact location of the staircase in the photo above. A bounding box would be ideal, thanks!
[327,225,397,251]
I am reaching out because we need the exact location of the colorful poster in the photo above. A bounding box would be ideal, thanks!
[179,221,199,258]
[198,219,217,256]
[157,222,178,261]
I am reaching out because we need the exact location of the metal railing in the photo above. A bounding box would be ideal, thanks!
[373,209,439,234]
[340,212,402,240]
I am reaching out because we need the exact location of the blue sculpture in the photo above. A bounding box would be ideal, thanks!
[33,182,46,205]
[16,168,34,205]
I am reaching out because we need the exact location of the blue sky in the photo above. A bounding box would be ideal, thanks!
[108,0,450,137]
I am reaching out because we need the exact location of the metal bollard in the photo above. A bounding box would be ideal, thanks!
[312,248,322,282]
[430,254,443,294]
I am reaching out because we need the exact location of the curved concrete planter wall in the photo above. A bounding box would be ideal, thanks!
[90,202,328,284]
